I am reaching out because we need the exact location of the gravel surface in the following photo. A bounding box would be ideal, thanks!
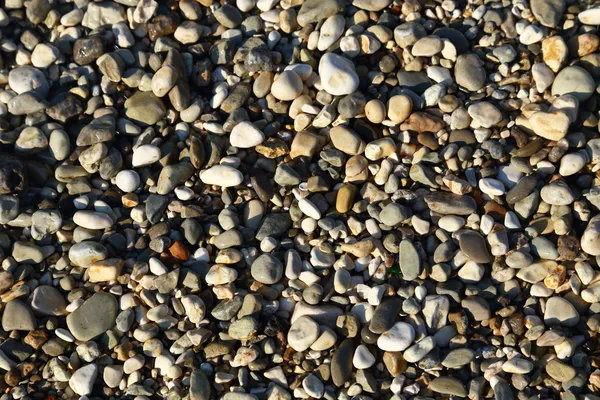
[0,0,599,399]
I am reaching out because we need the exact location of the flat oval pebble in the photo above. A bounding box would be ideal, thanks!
[200,165,244,187]
[73,211,114,230]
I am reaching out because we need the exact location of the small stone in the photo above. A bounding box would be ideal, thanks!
[287,316,319,351]
[319,53,360,96]
[69,364,97,396]
[2,300,36,331]
[251,254,283,284]
[546,359,576,382]
[429,377,467,398]
[230,121,265,148]
[353,344,376,369]
[66,292,118,341]
[544,297,579,327]
[377,322,415,351]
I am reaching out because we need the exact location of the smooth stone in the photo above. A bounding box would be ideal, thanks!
[529,111,570,141]
[455,53,485,91]
[200,165,244,187]
[302,373,324,397]
[251,254,283,284]
[551,66,595,101]
[380,203,410,226]
[502,357,534,374]
[157,162,194,194]
[424,192,477,215]
[317,15,345,51]
[442,348,475,368]
[531,0,564,27]
[318,53,359,96]
[422,295,450,332]
[544,296,580,327]
[230,121,265,148]
[353,344,376,369]
[468,102,502,128]
[369,298,402,334]
[132,144,161,167]
[459,231,493,263]
[377,322,415,351]
[66,292,118,341]
[330,126,365,155]
[546,359,576,382]
[479,178,505,196]
[540,180,574,205]
[115,170,140,193]
[271,71,303,101]
[69,364,98,396]
[0,195,19,224]
[287,316,319,351]
[403,336,436,362]
[30,285,67,316]
[579,7,600,25]
[331,339,354,386]
[68,241,108,267]
[8,66,49,96]
[398,239,421,280]
[189,369,211,400]
[297,0,342,27]
[429,376,467,398]
[73,211,113,230]
[461,296,491,321]
[124,91,166,125]
[582,215,600,256]
[352,0,391,11]
[77,115,116,146]
[2,300,36,331]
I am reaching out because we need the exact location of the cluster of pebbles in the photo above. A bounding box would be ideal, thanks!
[2,0,600,399]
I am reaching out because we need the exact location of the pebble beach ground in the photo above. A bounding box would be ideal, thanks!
[0,0,600,399]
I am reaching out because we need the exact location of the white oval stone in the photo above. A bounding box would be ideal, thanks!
[200,165,244,187]
[318,53,360,96]
[132,144,161,167]
[502,357,534,374]
[288,316,320,351]
[230,121,265,148]
[69,364,98,396]
[479,178,505,196]
[115,170,140,192]
[73,211,114,230]
[353,344,376,369]
[377,321,415,351]
[559,152,587,176]
[317,15,345,51]
[579,8,600,25]
[271,71,303,101]
[298,198,321,219]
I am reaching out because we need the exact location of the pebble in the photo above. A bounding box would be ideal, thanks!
[318,53,360,95]
[353,344,376,369]
[230,121,265,148]
[287,316,319,351]
[377,322,415,351]
[200,165,244,187]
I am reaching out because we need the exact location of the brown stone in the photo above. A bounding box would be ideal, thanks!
[24,330,48,350]
[290,131,326,159]
[336,183,356,214]
[255,138,289,158]
[383,351,407,376]
[400,112,444,133]
[169,241,190,261]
